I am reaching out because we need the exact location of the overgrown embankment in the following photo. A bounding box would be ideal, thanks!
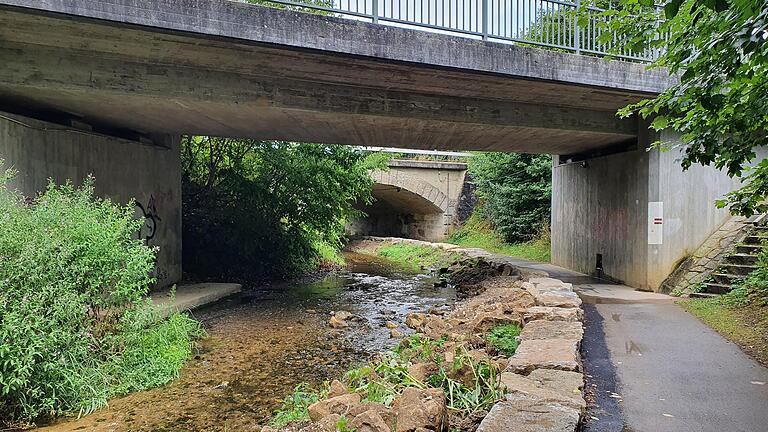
[266,240,586,432]
[0,170,202,427]
[448,212,551,263]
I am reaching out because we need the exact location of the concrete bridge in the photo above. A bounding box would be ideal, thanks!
[0,0,748,291]
[348,159,470,241]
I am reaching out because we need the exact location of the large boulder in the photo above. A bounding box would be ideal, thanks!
[308,393,362,421]
[523,306,583,323]
[506,339,581,374]
[519,320,583,343]
[405,313,427,330]
[350,410,391,432]
[328,379,348,398]
[393,387,448,432]
[500,369,585,411]
[408,362,439,383]
[476,395,580,432]
[349,403,396,429]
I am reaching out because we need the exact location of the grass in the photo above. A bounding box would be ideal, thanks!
[678,298,768,367]
[377,243,458,272]
[312,239,346,268]
[448,213,550,263]
[485,324,521,356]
[269,383,320,427]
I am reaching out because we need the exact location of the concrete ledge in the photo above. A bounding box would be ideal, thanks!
[151,282,242,317]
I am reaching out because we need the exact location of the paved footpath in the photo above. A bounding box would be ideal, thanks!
[500,257,768,432]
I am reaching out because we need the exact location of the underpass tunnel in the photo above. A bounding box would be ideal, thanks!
[348,183,448,241]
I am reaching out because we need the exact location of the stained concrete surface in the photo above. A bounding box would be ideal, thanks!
[152,283,242,318]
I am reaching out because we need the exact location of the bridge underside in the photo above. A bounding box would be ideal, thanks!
[0,0,672,154]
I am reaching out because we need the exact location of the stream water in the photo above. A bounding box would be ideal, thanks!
[41,252,456,432]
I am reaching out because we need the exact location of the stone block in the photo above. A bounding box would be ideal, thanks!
[519,320,583,342]
[506,339,580,374]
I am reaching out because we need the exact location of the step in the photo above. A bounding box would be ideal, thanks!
[735,244,765,254]
[689,292,721,299]
[711,273,742,285]
[743,235,767,245]
[704,282,733,295]
[726,254,759,265]
[721,263,759,276]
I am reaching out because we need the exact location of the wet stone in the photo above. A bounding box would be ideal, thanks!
[500,369,585,411]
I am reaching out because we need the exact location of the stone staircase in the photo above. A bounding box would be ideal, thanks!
[691,215,767,298]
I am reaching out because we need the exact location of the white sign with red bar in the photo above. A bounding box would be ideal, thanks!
[648,201,663,245]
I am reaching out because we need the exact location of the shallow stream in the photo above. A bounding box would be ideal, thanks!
[41,252,456,432]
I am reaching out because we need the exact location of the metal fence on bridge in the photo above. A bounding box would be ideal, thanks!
[261,0,664,62]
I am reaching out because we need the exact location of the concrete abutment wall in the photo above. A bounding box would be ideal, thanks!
[552,127,744,291]
[0,112,182,287]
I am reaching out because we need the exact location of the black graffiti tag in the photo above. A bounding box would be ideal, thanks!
[135,195,162,242]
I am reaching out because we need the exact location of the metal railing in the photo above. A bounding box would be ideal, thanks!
[260,0,663,61]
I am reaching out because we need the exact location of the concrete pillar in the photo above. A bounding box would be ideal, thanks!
[0,111,182,287]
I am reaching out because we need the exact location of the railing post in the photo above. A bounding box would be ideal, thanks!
[372,0,379,24]
[574,0,581,54]
[482,0,488,40]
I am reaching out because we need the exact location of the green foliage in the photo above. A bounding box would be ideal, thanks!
[377,243,457,271]
[449,211,551,263]
[604,0,768,216]
[335,416,355,432]
[182,137,388,280]
[466,153,552,243]
[245,0,335,15]
[269,383,320,427]
[0,171,202,424]
[728,241,768,307]
[485,324,521,356]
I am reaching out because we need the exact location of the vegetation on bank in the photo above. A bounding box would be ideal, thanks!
[679,241,768,366]
[270,332,511,428]
[0,169,202,425]
[182,137,388,281]
[448,212,551,263]
[376,243,459,272]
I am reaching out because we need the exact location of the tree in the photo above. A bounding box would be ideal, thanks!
[181,137,387,280]
[467,153,552,243]
[603,0,768,215]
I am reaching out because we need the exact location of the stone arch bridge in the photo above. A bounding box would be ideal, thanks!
[347,159,470,241]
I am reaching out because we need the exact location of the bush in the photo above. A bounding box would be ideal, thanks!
[0,169,202,424]
[486,324,521,356]
[467,153,551,243]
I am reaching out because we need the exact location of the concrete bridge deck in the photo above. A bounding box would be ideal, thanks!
[0,0,673,154]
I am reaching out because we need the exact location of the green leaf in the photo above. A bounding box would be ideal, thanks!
[650,116,669,130]
[664,0,684,19]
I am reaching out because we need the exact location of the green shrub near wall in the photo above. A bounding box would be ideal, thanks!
[0,167,202,425]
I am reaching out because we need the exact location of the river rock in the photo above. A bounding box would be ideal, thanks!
[523,306,583,323]
[349,402,396,428]
[408,362,438,383]
[308,393,361,420]
[329,315,348,329]
[385,321,398,329]
[390,329,404,338]
[393,387,448,432]
[519,320,583,342]
[506,339,581,374]
[476,396,580,432]
[312,413,342,432]
[350,410,391,432]
[470,309,523,333]
[527,277,574,291]
[328,379,347,398]
[405,312,427,330]
[500,369,585,411]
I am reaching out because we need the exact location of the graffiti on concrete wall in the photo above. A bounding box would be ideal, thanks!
[135,195,162,242]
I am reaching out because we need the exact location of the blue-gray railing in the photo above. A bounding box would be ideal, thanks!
[262,0,663,61]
